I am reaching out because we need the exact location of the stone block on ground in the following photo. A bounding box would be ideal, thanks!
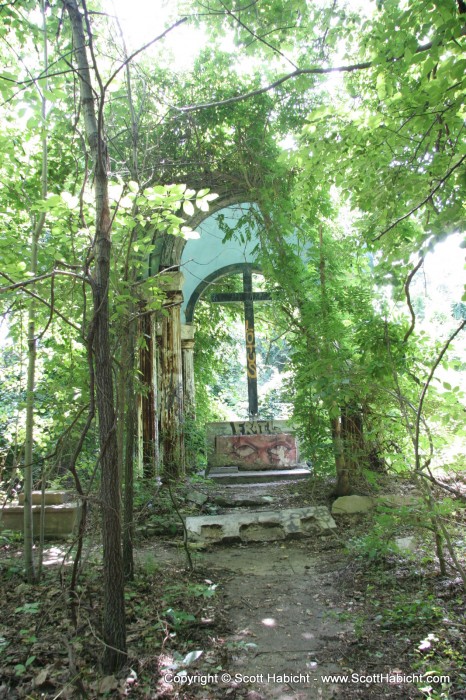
[331,495,375,514]
[394,536,416,553]
[0,502,81,539]
[186,490,208,506]
[377,494,419,508]
[186,506,336,544]
[212,494,275,508]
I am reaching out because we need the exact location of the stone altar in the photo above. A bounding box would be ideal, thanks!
[206,420,300,471]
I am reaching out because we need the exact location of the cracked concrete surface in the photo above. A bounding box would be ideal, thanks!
[199,542,351,699]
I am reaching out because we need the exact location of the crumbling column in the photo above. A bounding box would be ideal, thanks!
[181,324,196,418]
[182,323,196,469]
[138,310,159,478]
[159,272,185,480]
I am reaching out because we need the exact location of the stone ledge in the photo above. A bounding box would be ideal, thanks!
[0,502,81,539]
[207,467,311,484]
[186,506,336,544]
[18,491,65,505]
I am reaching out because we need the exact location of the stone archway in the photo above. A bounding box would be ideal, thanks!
[140,201,264,478]
[139,198,302,479]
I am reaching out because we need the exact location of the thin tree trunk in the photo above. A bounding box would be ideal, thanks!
[123,324,135,580]
[341,404,365,488]
[65,0,126,671]
[24,292,38,582]
[139,312,156,477]
[24,1,48,583]
[332,416,350,496]
[69,336,95,625]
[318,225,349,494]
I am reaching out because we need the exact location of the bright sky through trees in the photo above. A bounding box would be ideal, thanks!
[108,0,207,70]
[108,0,465,298]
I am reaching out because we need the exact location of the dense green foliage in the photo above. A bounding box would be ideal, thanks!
[0,0,464,487]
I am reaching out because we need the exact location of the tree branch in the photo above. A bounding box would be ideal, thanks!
[103,18,188,91]
[403,257,424,342]
[373,154,466,240]
[0,269,88,293]
[218,0,298,70]
[415,320,466,471]
[175,39,438,113]
[0,271,82,333]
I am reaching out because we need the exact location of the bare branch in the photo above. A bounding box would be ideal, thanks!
[419,469,466,502]
[403,257,424,342]
[0,269,88,293]
[415,320,466,471]
[218,0,298,70]
[175,62,369,112]
[104,18,188,91]
[373,154,466,240]
[0,271,82,333]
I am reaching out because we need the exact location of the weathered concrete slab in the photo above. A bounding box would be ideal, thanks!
[208,467,311,485]
[186,506,336,543]
[0,502,81,539]
[185,490,208,506]
[212,494,275,507]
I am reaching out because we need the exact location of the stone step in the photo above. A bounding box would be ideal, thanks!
[186,506,336,544]
[18,490,65,505]
[207,467,311,485]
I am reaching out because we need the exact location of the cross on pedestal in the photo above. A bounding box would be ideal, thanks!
[210,265,271,416]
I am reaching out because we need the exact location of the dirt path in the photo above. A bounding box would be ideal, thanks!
[142,477,355,697]
[153,478,352,698]
[198,541,349,699]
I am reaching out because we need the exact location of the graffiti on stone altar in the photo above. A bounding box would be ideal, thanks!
[216,434,297,469]
[229,420,281,436]
[245,320,257,379]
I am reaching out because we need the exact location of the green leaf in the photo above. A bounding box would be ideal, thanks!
[182,650,203,666]
[181,227,200,239]
[196,198,209,212]
[183,199,195,216]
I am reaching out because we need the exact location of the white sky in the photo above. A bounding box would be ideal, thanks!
[108,0,207,71]
[425,233,465,286]
[106,0,376,82]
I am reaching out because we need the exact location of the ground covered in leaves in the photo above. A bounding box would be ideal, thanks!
[0,473,465,699]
